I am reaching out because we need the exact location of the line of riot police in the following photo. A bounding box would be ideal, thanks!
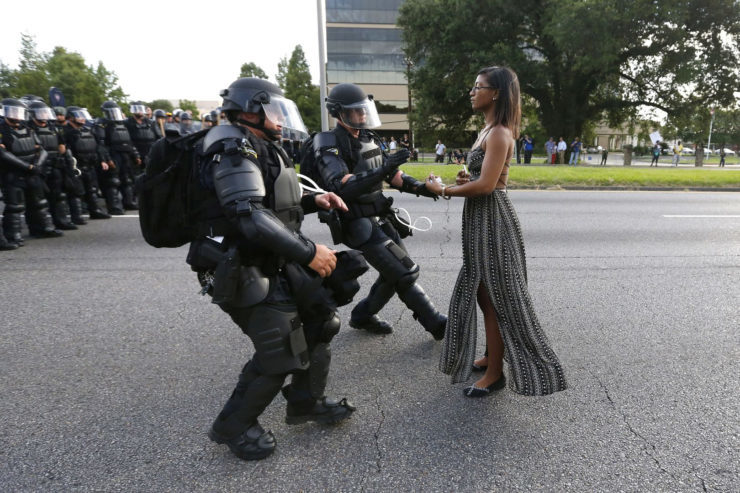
[0,97,218,251]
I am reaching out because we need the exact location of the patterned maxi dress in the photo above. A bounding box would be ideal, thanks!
[439,148,567,396]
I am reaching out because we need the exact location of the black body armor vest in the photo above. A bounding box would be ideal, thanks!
[127,118,156,145]
[105,121,135,152]
[30,123,60,159]
[5,125,38,163]
[69,127,99,162]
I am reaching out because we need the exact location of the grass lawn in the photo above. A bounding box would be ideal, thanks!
[397,164,740,188]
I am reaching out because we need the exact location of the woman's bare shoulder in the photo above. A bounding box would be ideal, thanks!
[485,125,514,147]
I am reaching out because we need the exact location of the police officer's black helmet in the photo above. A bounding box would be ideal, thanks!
[203,114,213,122]
[28,100,55,121]
[220,77,284,114]
[326,83,367,117]
[220,78,308,138]
[326,83,381,129]
[53,106,67,117]
[101,100,124,121]
[153,109,166,118]
[180,111,192,121]
[2,98,29,121]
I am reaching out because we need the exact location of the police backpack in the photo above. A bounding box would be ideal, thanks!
[135,128,208,248]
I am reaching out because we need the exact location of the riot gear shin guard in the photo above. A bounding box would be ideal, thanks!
[211,359,286,439]
[397,281,447,340]
[68,197,87,225]
[52,194,77,230]
[103,186,124,215]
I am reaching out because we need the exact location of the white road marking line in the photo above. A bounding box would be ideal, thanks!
[663,215,740,218]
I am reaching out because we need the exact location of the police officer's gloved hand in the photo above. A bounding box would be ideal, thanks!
[383,148,410,174]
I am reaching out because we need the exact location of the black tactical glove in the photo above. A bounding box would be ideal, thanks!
[383,148,410,174]
[399,173,438,200]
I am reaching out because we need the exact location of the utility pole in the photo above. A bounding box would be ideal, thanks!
[317,0,329,131]
[707,107,715,152]
[405,58,414,149]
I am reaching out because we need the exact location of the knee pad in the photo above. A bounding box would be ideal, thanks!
[396,269,420,292]
[245,304,310,375]
[363,239,419,285]
[319,314,341,343]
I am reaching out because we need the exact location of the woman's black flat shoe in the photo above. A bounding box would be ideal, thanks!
[463,374,506,398]
[471,362,488,372]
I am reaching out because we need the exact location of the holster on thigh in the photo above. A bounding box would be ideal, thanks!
[362,238,419,285]
[245,304,309,375]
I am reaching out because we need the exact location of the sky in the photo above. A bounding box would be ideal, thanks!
[0,0,322,102]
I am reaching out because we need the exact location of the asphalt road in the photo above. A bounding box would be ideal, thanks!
[1,191,738,492]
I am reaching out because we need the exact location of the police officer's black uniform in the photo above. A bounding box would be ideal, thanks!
[312,83,447,339]
[124,102,157,176]
[27,101,77,230]
[184,78,356,461]
[63,107,111,220]
[0,98,62,244]
[97,101,140,212]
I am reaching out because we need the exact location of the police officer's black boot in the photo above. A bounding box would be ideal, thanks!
[121,184,138,211]
[398,283,447,340]
[86,194,111,220]
[52,195,77,230]
[282,385,355,426]
[349,279,395,334]
[282,342,355,425]
[27,201,63,238]
[2,206,25,247]
[209,360,283,461]
[68,197,87,225]
[103,187,124,215]
[0,230,18,250]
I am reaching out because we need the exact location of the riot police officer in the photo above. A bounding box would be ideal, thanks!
[97,101,140,212]
[0,98,63,243]
[64,107,111,220]
[152,109,167,140]
[311,83,447,339]
[184,78,355,460]
[124,102,156,174]
[27,100,77,230]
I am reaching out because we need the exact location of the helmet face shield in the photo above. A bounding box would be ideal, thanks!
[338,98,381,129]
[31,107,55,121]
[105,107,124,121]
[3,105,28,121]
[130,104,147,115]
[261,96,308,140]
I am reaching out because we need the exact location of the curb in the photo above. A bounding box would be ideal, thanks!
[508,186,740,192]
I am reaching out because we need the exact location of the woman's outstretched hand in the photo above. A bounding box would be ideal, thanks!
[456,169,471,185]
[425,173,444,195]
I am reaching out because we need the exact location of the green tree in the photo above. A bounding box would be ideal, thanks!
[179,99,200,119]
[147,99,174,112]
[240,62,268,79]
[399,0,740,144]
[0,34,127,116]
[14,33,50,98]
[46,47,106,111]
[276,45,320,133]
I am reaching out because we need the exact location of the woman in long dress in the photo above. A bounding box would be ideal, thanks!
[425,66,567,398]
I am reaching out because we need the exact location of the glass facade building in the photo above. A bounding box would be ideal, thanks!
[326,0,409,132]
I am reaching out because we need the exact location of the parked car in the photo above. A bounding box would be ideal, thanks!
[705,148,713,156]
[682,146,695,155]
[722,148,736,156]
[586,145,602,153]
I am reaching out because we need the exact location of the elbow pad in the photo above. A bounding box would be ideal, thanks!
[237,206,315,265]
[0,147,33,172]
[339,166,390,200]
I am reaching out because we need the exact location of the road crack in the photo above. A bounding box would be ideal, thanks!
[587,367,684,485]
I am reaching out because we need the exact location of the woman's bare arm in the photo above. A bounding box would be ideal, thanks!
[437,127,512,198]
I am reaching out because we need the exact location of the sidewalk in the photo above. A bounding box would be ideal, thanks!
[521,153,740,168]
